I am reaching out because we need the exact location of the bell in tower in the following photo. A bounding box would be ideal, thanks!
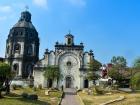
[65,33,74,46]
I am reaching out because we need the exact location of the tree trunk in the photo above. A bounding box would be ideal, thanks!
[5,78,10,95]
[6,85,10,95]
[0,91,2,98]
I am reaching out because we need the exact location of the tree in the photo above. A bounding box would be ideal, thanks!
[87,59,102,85]
[0,62,11,98]
[111,56,127,68]
[110,56,127,78]
[109,56,127,86]
[43,65,62,88]
[108,66,123,81]
[133,57,140,69]
[131,72,140,90]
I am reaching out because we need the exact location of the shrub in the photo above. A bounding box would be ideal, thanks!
[38,84,42,89]
[93,86,104,95]
[28,94,38,100]
[131,72,140,90]
[21,92,28,98]
[33,87,37,91]
[11,84,18,90]
[112,84,119,90]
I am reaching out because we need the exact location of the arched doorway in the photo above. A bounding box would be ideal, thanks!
[66,77,72,88]
[47,79,52,88]
[84,79,89,88]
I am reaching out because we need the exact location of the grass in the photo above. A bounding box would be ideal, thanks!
[79,91,140,105]
[0,88,62,105]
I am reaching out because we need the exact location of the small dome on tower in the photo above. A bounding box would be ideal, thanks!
[13,10,35,29]
[65,33,74,38]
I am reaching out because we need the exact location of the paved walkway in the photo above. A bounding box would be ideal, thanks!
[61,88,81,105]
[118,88,132,92]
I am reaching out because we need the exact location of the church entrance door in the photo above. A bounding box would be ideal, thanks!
[84,79,89,88]
[66,77,72,88]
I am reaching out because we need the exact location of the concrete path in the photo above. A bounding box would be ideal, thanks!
[61,88,81,105]
[118,88,132,92]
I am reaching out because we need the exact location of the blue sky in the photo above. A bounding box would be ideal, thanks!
[0,0,140,66]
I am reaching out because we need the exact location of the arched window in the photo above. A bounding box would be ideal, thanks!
[68,38,71,45]
[13,63,19,75]
[14,43,21,53]
[26,64,33,77]
[7,46,9,54]
[27,45,33,55]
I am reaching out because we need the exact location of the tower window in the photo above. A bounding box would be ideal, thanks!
[26,64,33,77]
[14,43,21,53]
[14,31,18,36]
[27,45,33,55]
[68,38,71,45]
[7,46,9,54]
[13,63,19,75]
[20,32,23,35]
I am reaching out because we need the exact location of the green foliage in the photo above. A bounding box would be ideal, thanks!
[109,56,127,84]
[87,59,102,81]
[0,62,11,86]
[111,56,127,68]
[21,92,28,98]
[43,65,61,80]
[88,59,102,71]
[133,57,140,69]
[92,86,104,95]
[108,67,123,80]
[38,84,42,89]
[0,62,11,78]
[131,72,140,90]
[43,65,62,87]
[0,62,11,97]
[87,72,100,81]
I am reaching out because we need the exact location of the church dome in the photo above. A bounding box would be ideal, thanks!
[13,11,36,29]
[13,21,35,29]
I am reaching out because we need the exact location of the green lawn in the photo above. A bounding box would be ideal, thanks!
[79,91,140,105]
[0,88,62,105]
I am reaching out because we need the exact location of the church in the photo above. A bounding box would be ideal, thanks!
[33,34,94,89]
[5,10,95,89]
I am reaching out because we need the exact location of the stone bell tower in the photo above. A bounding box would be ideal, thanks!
[5,10,39,78]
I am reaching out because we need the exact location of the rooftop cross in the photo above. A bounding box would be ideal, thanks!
[68,30,71,34]
[25,5,29,11]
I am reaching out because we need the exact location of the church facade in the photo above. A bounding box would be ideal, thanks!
[5,10,95,89]
[5,10,39,78]
[34,34,94,89]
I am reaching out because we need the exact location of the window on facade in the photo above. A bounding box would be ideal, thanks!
[14,31,18,36]
[67,61,72,67]
[14,43,21,53]
[7,46,9,54]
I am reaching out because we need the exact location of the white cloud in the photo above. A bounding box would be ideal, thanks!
[0,5,12,13]
[32,0,48,9]
[66,0,86,7]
